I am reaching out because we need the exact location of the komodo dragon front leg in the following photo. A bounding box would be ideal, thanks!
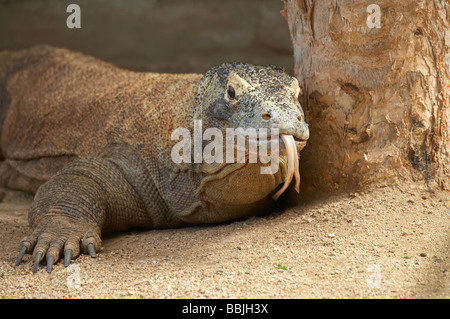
[15,157,152,273]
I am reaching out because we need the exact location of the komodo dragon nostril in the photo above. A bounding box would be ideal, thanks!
[261,112,271,121]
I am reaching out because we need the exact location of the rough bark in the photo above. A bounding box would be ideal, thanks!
[282,0,449,194]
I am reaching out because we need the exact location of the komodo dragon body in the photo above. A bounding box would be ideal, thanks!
[0,46,309,273]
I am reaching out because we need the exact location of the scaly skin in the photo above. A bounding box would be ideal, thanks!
[0,46,309,273]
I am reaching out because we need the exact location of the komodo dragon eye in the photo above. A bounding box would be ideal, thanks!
[227,86,236,99]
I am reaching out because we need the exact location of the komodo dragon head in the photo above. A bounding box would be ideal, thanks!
[189,63,309,215]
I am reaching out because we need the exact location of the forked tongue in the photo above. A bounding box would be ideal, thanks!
[272,134,300,201]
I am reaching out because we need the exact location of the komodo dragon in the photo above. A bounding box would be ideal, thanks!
[0,45,309,273]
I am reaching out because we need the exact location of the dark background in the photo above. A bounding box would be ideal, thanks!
[0,0,294,74]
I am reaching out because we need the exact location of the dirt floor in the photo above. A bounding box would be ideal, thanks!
[0,183,448,299]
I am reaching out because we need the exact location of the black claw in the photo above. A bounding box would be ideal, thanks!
[64,249,72,267]
[32,252,42,274]
[46,255,55,273]
[87,243,96,258]
[15,245,27,266]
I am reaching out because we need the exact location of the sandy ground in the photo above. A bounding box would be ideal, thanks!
[0,183,448,299]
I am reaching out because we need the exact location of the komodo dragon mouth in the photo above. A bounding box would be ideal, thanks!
[272,134,301,200]
[246,133,306,201]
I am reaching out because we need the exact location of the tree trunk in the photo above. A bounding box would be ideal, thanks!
[282,0,449,194]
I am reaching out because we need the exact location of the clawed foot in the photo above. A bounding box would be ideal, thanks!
[14,217,102,273]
